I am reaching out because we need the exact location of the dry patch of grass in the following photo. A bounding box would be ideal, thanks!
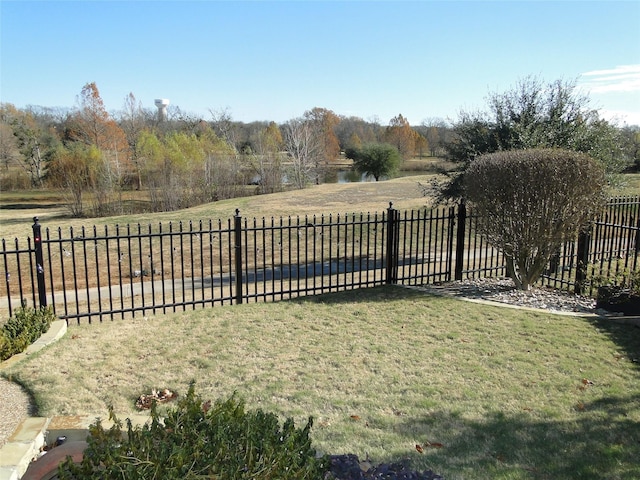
[616,172,640,195]
[0,175,436,239]
[4,286,639,479]
[3,172,637,240]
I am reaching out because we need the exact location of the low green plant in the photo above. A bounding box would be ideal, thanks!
[0,305,54,361]
[589,260,640,294]
[57,383,328,479]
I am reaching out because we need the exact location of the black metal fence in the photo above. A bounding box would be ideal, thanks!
[1,197,638,323]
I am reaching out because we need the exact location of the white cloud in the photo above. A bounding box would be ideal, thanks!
[579,64,640,93]
[599,109,640,127]
[583,65,640,77]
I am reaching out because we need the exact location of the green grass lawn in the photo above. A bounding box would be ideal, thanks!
[4,285,639,479]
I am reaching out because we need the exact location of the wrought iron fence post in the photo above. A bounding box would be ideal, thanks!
[635,215,640,256]
[385,203,399,284]
[32,216,47,308]
[234,209,243,304]
[454,202,467,281]
[575,227,591,295]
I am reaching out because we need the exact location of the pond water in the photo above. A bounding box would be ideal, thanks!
[251,168,427,186]
[331,170,378,183]
[326,169,426,183]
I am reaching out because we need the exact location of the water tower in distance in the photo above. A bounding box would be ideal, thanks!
[154,98,170,122]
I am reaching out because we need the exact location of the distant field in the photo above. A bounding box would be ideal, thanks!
[1,171,638,240]
[0,174,439,239]
[617,172,640,195]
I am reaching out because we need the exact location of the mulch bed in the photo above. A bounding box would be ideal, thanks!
[327,454,443,480]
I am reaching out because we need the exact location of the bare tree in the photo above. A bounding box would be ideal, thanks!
[119,92,149,189]
[420,117,449,157]
[0,104,59,187]
[0,122,21,170]
[209,108,240,154]
[283,117,321,189]
[250,122,285,194]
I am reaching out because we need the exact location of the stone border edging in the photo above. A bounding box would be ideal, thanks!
[0,321,68,372]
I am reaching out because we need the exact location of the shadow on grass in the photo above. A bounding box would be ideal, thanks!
[0,372,40,417]
[585,316,640,371]
[302,284,428,305]
[392,393,640,479]
[305,286,640,479]
[0,203,63,210]
[309,285,640,363]
[0,212,70,229]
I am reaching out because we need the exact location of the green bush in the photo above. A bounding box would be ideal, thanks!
[58,383,328,479]
[0,306,54,361]
[345,142,402,181]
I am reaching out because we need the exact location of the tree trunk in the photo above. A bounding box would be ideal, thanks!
[505,254,525,290]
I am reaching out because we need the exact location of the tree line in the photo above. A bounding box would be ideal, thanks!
[0,83,448,216]
[1,78,639,218]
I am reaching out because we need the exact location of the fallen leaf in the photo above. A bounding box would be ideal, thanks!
[350,415,361,421]
[582,378,594,386]
[419,441,444,450]
[359,459,372,472]
[135,388,178,410]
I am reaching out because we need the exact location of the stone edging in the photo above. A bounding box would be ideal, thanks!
[0,320,68,372]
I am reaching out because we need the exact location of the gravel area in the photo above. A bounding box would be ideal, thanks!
[0,377,34,449]
[414,277,597,315]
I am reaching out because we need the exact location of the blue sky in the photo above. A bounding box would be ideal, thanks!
[1,1,639,126]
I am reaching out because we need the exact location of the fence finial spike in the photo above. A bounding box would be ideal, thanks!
[235,209,240,217]
[33,216,40,225]
[388,202,394,210]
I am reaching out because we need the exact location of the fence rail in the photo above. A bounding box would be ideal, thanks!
[1,197,638,323]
